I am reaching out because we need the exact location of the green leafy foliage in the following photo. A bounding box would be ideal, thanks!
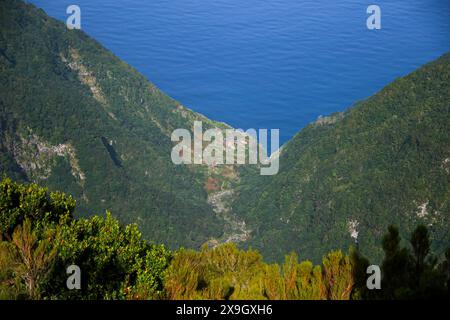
[0,178,171,300]
[0,179,449,300]
[45,212,171,300]
[0,177,75,238]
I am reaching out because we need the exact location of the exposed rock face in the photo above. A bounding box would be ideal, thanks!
[62,48,117,121]
[8,131,85,185]
[347,219,359,241]
[416,201,429,218]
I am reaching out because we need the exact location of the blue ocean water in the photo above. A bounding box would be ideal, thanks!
[30,0,450,144]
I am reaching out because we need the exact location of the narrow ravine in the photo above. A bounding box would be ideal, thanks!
[207,189,251,244]
[204,164,251,246]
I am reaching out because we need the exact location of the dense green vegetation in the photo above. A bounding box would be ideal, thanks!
[0,0,448,275]
[233,53,450,263]
[0,178,171,299]
[0,0,229,249]
[1,178,449,300]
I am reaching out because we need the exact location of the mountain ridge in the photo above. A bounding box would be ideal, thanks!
[1,0,449,264]
[233,53,450,262]
[0,0,242,249]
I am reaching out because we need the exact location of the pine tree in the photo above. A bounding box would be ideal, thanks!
[322,251,354,300]
[410,225,430,280]
[9,219,56,299]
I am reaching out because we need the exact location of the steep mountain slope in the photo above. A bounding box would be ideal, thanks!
[233,54,450,263]
[2,0,449,264]
[0,0,241,249]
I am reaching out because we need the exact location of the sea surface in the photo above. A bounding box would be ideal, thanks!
[30,0,450,144]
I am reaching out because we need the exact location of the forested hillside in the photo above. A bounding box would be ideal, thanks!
[234,53,450,263]
[0,0,238,249]
[0,0,449,268]
[1,178,449,299]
